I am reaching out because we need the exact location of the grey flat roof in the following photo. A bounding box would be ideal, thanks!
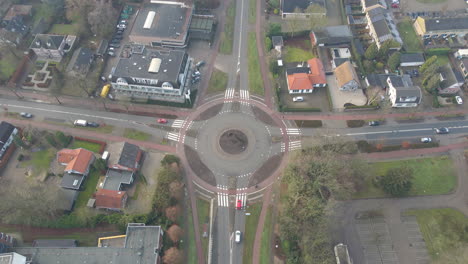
[103,169,133,191]
[272,36,283,47]
[286,67,310,75]
[14,224,161,264]
[372,19,391,38]
[130,2,192,41]
[111,47,187,89]
[32,239,77,248]
[0,122,15,143]
[424,17,468,32]
[325,25,353,38]
[400,53,425,63]
[394,86,421,102]
[58,189,78,211]
[60,173,84,190]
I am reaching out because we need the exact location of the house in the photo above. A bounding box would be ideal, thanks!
[413,16,468,38]
[366,8,393,49]
[66,47,94,77]
[15,224,164,264]
[310,25,353,47]
[29,34,77,62]
[365,73,394,89]
[286,58,326,94]
[109,45,192,103]
[458,58,468,78]
[281,0,326,19]
[0,122,18,160]
[334,61,360,91]
[57,148,95,190]
[387,75,422,107]
[129,1,193,48]
[2,5,32,23]
[32,240,77,248]
[400,53,425,67]
[0,253,26,264]
[58,188,79,211]
[102,169,134,191]
[107,142,142,172]
[272,36,284,53]
[0,16,29,46]
[438,64,464,95]
[95,189,128,211]
[361,0,386,13]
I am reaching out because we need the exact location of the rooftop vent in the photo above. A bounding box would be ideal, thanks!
[144,11,156,29]
[73,180,79,186]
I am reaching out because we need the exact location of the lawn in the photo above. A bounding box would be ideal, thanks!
[207,68,228,94]
[249,0,256,24]
[71,140,101,153]
[259,206,273,264]
[242,203,262,264]
[23,149,55,175]
[294,120,323,128]
[197,198,210,258]
[283,46,315,63]
[75,169,100,208]
[397,19,423,53]
[0,48,21,82]
[405,208,468,260]
[416,0,446,3]
[186,206,197,263]
[49,24,78,35]
[219,1,236,54]
[248,32,264,95]
[354,156,456,199]
[123,128,151,141]
[32,3,54,26]
[436,55,450,66]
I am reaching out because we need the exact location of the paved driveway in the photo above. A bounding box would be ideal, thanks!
[326,75,367,111]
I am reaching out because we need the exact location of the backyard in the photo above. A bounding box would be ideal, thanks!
[71,139,102,153]
[405,208,468,261]
[207,69,228,94]
[219,1,236,54]
[248,32,264,95]
[242,203,262,264]
[354,156,457,198]
[75,168,100,208]
[397,19,423,53]
[0,48,22,83]
[283,46,315,63]
[22,148,56,176]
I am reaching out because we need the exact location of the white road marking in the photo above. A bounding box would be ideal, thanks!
[172,119,186,128]
[289,140,302,151]
[280,142,285,152]
[286,128,301,135]
[217,185,229,207]
[167,132,180,142]
[225,88,235,99]
[240,90,249,100]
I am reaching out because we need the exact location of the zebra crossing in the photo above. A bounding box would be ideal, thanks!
[289,140,302,151]
[172,119,186,128]
[236,192,247,208]
[240,90,249,100]
[225,88,235,100]
[167,132,180,142]
[281,142,285,152]
[285,128,301,135]
[217,185,229,207]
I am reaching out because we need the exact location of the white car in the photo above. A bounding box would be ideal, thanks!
[235,231,241,243]
[421,137,432,143]
[455,96,463,105]
[292,96,304,102]
[116,24,126,29]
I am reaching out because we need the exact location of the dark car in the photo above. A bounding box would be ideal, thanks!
[435,127,449,134]
[369,121,380,126]
[196,60,206,68]
[87,122,100,128]
[109,43,120,48]
[113,35,123,40]
[412,69,419,77]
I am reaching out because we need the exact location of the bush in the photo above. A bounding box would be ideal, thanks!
[55,131,71,148]
[265,36,272,51]
[346,120,366,128]
[45,134,57,146]
[378,166,413,197]
[267,23,282,37]
[161,155,180,166]
[17,154,24,161]
[425,48,451,56]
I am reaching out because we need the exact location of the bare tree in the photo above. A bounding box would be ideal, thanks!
[88,3,119,39]
[162,247,184,264]
[305,4,327,30]
[166,224,184,243]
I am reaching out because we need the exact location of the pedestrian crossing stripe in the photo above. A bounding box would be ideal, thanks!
[167,132,180,141]
[225,88,235,99]
[172,119,186,128]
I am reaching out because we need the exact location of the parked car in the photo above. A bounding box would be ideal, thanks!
[113,35,123,40]
[109,47,115,51]
[157,118,167,124]
[120,20,128,25]
[292,96,304,102]
[235,231,242,243]
[412,69,419,77]
[20,112,33,118]
[74,120,88,127]
[196,60,206,68]
[435,127,449,134]
[116,24,126,29]
[109,43,120,48]
[192,71,201,77]
[108,51,115,57]
[368,121,380,126]
[87,122,100,128]
[421,137,432,143]
[455,96,463,104]
[111,39,121,44]
[100,76,107,82]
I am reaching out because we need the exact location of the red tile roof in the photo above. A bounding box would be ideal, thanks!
[95,189,127,209]
[287,73,313,90]
[307,58,326,85]
[57,148,94,174]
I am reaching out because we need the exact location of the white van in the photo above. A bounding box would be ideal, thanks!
[73,120,88,127]
[235,231,242,243]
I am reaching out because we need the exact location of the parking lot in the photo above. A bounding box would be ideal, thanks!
[401,216,430,264]
[400,0,466,13]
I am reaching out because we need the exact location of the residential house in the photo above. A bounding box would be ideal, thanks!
[366,8,393,49]
[129,1,193,48]
[310,25,353,47]
[413,16,468,38]
[0,122,18,160]
[110,46,192,103]
[400,53,425,67]
[0,16,29,46]
[361,0,386,13]
[365,73,394,89]
[0,253,26,264]
[458,58,468,78]
[57,148,95,190]
[272,36,284,53]
[387,75,422,107]
[66,47,94,77]
[32,240,77,248]
[286,58,326,94]
[280,0,326,19]
[102,169,134,191]
[438,63,464,95]
[2,5,32,23]
[107,142,142,172]
[29,34,76,62]
[95,189,128,211]
[334,61,360,91]
[15,224,164,264]
[455,49,468,58]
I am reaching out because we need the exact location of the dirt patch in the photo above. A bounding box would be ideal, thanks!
[283,36,311,51]
[252,106,277,126]
[195,103,223,121]
[219,129,248,155]
[184,145,216,185]
[249,154,284,186]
